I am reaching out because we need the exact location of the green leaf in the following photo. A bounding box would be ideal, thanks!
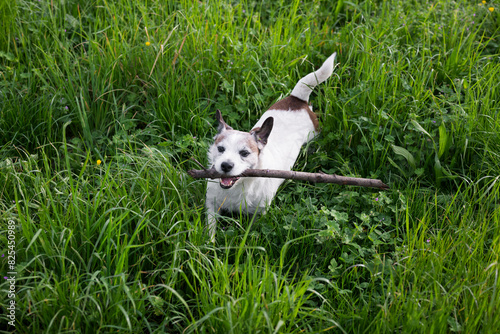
[391,144,416,172]
[328,258,343,277]
[378,110,389,120]
[434,153,443,186]
[322,207,349,223]
[221,79,234,93]
[387,156,407,176]
[411,120,432,140]
[331,210,349,223]
[65,14,80,29]
[334,0,344,17]
[374,141,384,151]
[0,51,17,62]
[384,134,395,143]
[448,317,462,332]
[358,212,371,224]
[438,122,451,158]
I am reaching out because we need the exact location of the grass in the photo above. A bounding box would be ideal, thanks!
[0,0,499,332]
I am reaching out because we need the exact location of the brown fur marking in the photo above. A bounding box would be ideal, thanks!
[268,96,319,131]
[214,132,227,145]
[245,137,260,154]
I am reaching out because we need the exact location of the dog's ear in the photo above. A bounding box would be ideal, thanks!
[216,110,233,133]
[251,117,274,149]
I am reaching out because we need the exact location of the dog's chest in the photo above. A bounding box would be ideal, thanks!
[206,177,284,214]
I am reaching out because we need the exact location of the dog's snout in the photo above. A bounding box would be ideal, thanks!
[221,161,234,173]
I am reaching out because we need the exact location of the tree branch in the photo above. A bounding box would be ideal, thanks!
[187,168,389,190]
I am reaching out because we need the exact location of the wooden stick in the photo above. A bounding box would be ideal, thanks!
[187,167,389,190]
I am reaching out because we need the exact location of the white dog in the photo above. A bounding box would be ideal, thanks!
[206,52,337,241]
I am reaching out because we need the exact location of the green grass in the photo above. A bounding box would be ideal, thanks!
[1,0,499,332]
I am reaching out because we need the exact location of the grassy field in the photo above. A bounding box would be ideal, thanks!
[1,0,499,332]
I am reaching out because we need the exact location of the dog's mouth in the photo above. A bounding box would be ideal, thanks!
[219,177,240,189]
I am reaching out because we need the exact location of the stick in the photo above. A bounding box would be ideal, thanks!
[187,167,389,190]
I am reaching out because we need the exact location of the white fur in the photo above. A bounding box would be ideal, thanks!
[291,52,337,102]
[206,53,336,241]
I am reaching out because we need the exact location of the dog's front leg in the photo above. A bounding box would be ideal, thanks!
[205,191,218,242]
[206,207,217,242]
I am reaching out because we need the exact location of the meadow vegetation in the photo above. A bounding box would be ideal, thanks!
[0,0,499,332]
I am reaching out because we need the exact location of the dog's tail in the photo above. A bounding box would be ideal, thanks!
[290,52,336,102]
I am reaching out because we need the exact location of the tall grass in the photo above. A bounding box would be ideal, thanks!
[1,0,499,332]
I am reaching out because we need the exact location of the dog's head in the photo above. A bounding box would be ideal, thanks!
[208,110,273,189]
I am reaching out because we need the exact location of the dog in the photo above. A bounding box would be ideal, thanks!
[206,52,336,241]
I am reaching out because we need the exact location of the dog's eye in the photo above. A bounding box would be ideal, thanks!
[217,146,225,153]
[239,150,250,158]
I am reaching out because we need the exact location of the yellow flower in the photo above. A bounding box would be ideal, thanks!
[482,0,486,3]
[489,7,494,12]
[97,160,102,166]
[145,41,151,46]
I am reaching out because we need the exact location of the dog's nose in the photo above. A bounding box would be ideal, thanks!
[221,161,234,173]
